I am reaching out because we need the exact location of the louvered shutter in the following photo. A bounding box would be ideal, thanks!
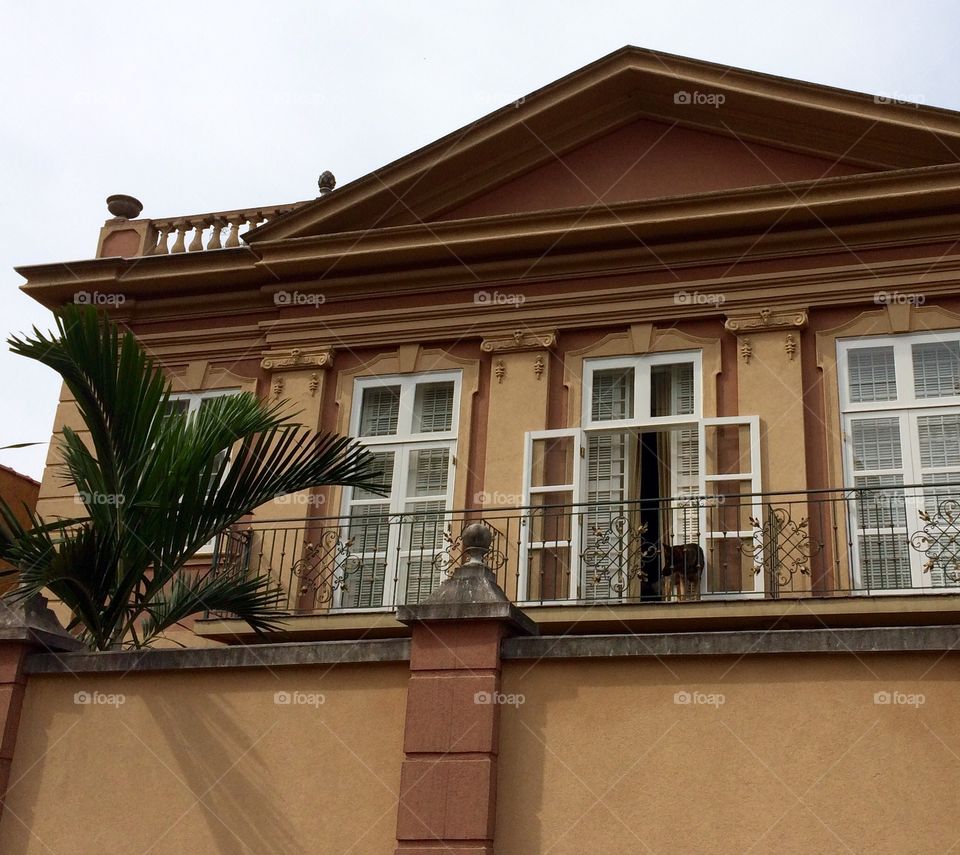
[847,346,897,403]
[584,432,629,599]
[912,341,960,399]
[414,382,455,432]
[849,416,911,588]
[917,413,960,587]
[401,448,451,604]
[591,369,633,421]
[359,386,401,436]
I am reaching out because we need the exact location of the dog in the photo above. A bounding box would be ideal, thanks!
[661,543,705,601]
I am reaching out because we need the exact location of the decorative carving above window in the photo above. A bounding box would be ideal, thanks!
[260,347,335,371]
[724,307,808,333]
[480,329,557,353]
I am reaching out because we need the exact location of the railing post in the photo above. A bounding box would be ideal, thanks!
[394,523,535,855]
[0,595,81,824]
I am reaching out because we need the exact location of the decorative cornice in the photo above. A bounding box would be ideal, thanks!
[480,329,557,353]
[724,307,808,334]
[260,347,335,371]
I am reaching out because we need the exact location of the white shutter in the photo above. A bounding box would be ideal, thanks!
[413,382,455,432]
[912,341,960,399]
[591,368,634,421]
[916,413,960,588]
[847,346,897,403]
[359,386,401,436]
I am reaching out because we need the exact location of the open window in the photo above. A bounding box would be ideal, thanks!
[519,352,761,602]
[338,372,461,608]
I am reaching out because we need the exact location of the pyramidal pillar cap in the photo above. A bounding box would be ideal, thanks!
[396,523,536,634]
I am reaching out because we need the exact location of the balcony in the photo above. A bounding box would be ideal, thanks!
[206,483,960,624]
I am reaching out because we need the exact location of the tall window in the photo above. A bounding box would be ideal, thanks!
[839,333,960,589]
[341,372,460,608]
[166,389,239,553]
[581,353,702,597]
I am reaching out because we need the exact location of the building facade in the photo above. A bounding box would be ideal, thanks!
[18,46,960,644]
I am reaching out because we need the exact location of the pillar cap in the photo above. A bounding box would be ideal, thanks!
[396,523,536,635]
[0,593,84,651]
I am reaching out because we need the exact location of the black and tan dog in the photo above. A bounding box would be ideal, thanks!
[661,543,705,601]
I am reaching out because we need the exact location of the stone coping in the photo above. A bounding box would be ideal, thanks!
[23,626,960,675]
[501,625,960,659]
[25,637,411,675]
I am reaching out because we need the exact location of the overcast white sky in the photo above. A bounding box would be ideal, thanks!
[1,0,958,481]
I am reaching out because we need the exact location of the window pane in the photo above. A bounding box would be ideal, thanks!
[850,417,902,471]
[529,436,574,488]
[913,341,960,399]
[847,346,897,403]
[918,414,960,469]
[359,386,400,436]
[353,451,395,500]
[413,381,455,432]
[651,363,695,416]
[407,448,450,497]
[591,368,634,421]
[164,398,191,418]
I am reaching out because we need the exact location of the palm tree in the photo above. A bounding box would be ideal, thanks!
[0,305,381,650]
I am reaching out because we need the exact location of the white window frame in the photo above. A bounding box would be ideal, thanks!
[337,371,462,610]
[582,351,703,430]
[838,330,960,592]
[168,388,241,555]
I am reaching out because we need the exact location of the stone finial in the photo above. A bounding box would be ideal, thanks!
[106,194,143,220]
[318,171,337,195]
[462,523,492,566]
[0,593,83,651]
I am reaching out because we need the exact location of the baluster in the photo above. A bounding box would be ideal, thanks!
[152,224,171,255]
[171,221,188,253]
[225,217,243,248]
[207,218,224,250]
[187,220,205,252]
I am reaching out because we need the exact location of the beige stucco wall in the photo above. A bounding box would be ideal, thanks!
[497,653,960,854]
[0,663,407,854]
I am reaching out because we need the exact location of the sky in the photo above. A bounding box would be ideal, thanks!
[1,0,958,481]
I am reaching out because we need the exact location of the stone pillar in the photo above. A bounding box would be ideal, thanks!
[394,525,535,854]
[0,595,81,821]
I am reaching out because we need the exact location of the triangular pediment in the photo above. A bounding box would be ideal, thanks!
[249,46,960,242]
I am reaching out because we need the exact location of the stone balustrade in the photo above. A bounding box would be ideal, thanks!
[96,200,308,259]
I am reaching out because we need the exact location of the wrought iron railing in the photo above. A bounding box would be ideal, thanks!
[206,482,960,614]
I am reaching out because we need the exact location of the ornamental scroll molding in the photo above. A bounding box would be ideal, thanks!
[724,307,808,334]
[260,347,335,371]
[480,329,557,353]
